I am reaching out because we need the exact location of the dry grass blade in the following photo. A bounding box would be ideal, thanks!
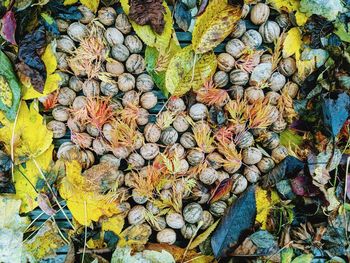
[234,49,263,73]
[271,32,285,71]
[109,119,140,150]
[225,98,248,128]
[277,89,298,123]
[216,141,242,173]
[192,121,215,153]
[156,111,175,130]
[247,99,276,129]
[117,103,143,127]
[196,79,229,107]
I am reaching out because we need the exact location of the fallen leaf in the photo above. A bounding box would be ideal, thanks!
[192,0,241,54]
[211,186,256,258]
[165,45,217,96]
[22,41,62,100]
[281,247,294,263]
[101,215,125,236]
[291,253,313,263]
[0,10,16,45]
[80,0,100,13]
[37,192,56,216]
[58,160,120,225]
[209,179,233,204]
[23,220,65,262]
[283,27,302,59]
[174,1,191,32]
[120,0,173,53]
[41,12,60,36]
[255,187,280,229]
[189,220,219,249]
[0,50,21,121]
[300,0,344,21]
[118,224,151,247]
[111,246,175,263]
[0,101,53,164]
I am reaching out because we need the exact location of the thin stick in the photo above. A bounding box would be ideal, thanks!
[52,216,70,244]
[81,200,87,263]
[181,221,204,263]
[10,104,20,181]
[32,158,75,230]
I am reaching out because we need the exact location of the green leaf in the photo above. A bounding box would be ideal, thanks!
[281,248,294,263]
[335,21,350,43]
[280,129,303,148]
[192,0,241,54]
[165,45,217,96]
[291,254,313,263]
[0,50,21,122]
[300,0,344,21]
[189,220,219,249]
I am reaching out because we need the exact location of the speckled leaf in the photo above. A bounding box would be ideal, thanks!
[0,50,21,122]
[165,45,217,96]
[0,10,16,45]
[211,186,256,258]
[192,0,241,54]
[120,0,173,53]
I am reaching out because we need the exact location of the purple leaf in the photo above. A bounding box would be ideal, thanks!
[1,11,17,45]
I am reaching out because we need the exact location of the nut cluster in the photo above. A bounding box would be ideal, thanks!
[49,2,299,244]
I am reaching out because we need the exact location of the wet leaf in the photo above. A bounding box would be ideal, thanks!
[101,215,125,236]
[174,1,191,32]
[118,224,151,247]
[0,50,21,121]
[165,45,217,96]
[255,187,280,229]
[291,254,313,263]
[249,230,278,255]
[211,186,256,258]
[322,92,350,137]
[81,0,100,13]
[37,192,56,216]
[291,176,320,197]
[111,246,175,263]
[262,156,305,189]
[189,220,220,249]
[192,0,241,54]
[0,10,16,45]
[300,0,344,21]
[281,247,294,263]
[304,15,334,48]
[41,13,60,36]
[209,178,233,204]
[280,129,303,148]
[47,1,83,21]
[283,27,302,59]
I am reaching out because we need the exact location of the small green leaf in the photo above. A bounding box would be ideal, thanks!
[291,254,313,263]
[281,247,294,263]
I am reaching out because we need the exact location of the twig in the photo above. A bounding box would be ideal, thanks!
[81,200,87,263]
[10,104,20,182]
[77,248,111,254]
[181,221,204,263]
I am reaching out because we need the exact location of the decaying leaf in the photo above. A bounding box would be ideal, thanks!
[255,187,280,229]
[211,186,256,258]
[120,0,173,52]
[118,224,151,247]
[174,1,192,32]
[101,214,125,236]
[209,178,233,204]
[165,45,217,96]
[58,160,120,225]
[267,0,308,26]
[0,101,53,164]
[0,10,17,45]
[192,0,241,54]
[22,41,62,100]
[299,0,344,21]
[189,220,220,249]
[111,246,175,263]
[23,221,65,262]
[0,50,21,121]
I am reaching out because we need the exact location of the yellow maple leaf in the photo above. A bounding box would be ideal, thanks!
[22,41,62,100]
[0,101,53,164]
[267,0,308,26]
[255,187,280,229]
[59,161,120,225]
[14,145,54,213]
[101,214,125,236]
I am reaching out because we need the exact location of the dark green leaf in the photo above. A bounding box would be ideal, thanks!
[250,230,276,249]
[211,186,256,258]
[0,50,21,121]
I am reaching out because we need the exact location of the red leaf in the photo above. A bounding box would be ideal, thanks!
[1,11,16,45]
[208,178,233,204]
[291,176,320,197]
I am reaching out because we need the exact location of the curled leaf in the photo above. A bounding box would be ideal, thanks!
[209,178,233,204]
[0,10,17,45]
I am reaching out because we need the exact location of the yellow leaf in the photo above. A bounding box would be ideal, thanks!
[0,196,29,229]
[120,0,173,53]
[0,101,53,163]
[255,187,280,229]
[267,0,299,12]
[14,145,54,213]
[58,161,120,225]
[296,58,315,80]
[22,42,61,100]
[118,224,151,247]
[189,220,220,249]
[101,215,125,235]
[295,11,308,26]
[165,45,217,96]
[23,221,65,262]
[80,0,100,13]
[192,0,241,54]
[63,0,78,5]
[0,76,12,108]
[282,27,303,59]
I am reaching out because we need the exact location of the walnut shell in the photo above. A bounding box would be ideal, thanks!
[257,157,275,173]
[225,39,246,59]
[244,87,264,104]
[161,127,178,145]
[126,54,145,74]
[276,13,291,29]
[259,21,281,44]
[231,20,246,38]
[56,52,69,71]
[181,223,197,239]
[105,27,124,46]
[146,201,160,215]
[180,132,196,149]
[128,153,145,169]
[187,149,205,166]
[213,71,229,87]
[173,115,189,132]
[136,74,154,92]
[67,22,87,42]
[82,79,100,97]
[269,71,286,91]
[206,152,223,170]
[242,147,262,165]
[57,35,75,53]
[140,91,157,109]
[278,57,297,77]
[230,85,244,100]
[47,120,66,139]
[52,106,70,122]
[100,81,119,97]
[183,203,203,224]
[115,13,132,34]
[250,3,270,25]
[244,165,261,183]
[111,44,130,62]
[209,201,227,217]
[72,96,87,110]
[98,7,116,26]
[92,138,108,155]
[125,35,143,54]
[266,91,281,105]
[128,205,146,225]
[140,143,159,160]
[167,97,186,113]
[156,228,176,244]
[259,131,280,150]
[106,59,125,76]
[271,118,287,133]
[271,145,288,163]
[78,5,95,24]
[69,76,83,92]
[199,167,219,185]
[100,154,121,169]
[282,81,299,98]
[58,87,76,106]
[230,69,249,86]
[189,103,208,121]
[57,19,69,33]
[144,123,161,143]
[250,62,272,85]
[166,213,185,229]
[236,131,254,149]
[242,30,263,49]
[217,53,235,72]
[231,173,248,194]
[132,189,148,204]
[118,73,135,92]
[136,108,149,126]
